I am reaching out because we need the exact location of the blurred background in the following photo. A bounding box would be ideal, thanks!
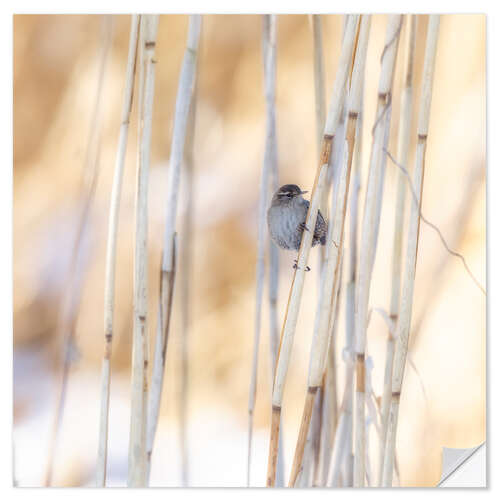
[13,14,485,487]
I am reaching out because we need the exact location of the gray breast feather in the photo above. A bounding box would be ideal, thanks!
[267,198,328,251]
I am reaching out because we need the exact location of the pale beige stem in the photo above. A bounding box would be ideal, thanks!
[378,15,416,486]
[266,15,360,487]
[128,14,159,487]
[145,15,201,484]
[45,17,112,486]
[247,14,278,487]
[353,14,403,487]
[288,15,370,488]
[315,262,342,486]
[97,14,140,487]
[382,15,440,488]
[179,76,198,489]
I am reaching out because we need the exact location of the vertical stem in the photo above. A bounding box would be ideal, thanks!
[266,15,360,487]
[179,75,198,490]
[353,14,403,487]
[247,14,277,487]
[312,14,329,256]
[378,14,417,486]
[145,15,201,483]
[315,265,342,486]
[97,14,140,487]
[382,15,440,487]
[44,17,112,486]
[128,14,159,487]
[309,15,329,484]
[288,15,370,488]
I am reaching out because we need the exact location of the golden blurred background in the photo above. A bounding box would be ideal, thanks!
[13,14,485,486]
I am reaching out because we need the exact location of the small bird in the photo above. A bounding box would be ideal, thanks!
[267,184,327,269]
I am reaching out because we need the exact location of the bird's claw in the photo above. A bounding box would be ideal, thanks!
[299,222,310,232]
[293,259,311,272]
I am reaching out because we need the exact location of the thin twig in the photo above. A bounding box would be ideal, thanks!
[384,148,485,295]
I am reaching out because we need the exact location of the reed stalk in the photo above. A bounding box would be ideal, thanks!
[44,17,112,486]
[97,14,140,487]
[300,14,328,484]
[247,14,278,487]
[179,75,198,490]
[311,14,328,259]
[145,15,201,483]
[382,15,440,487]
[377,14,416,486]
[314,258,342,486]
[344,74,365,489]
[128,14,159,487]
[287,15,370,488]
[266,15,360,487]
[262,14,286,488]
[353,14,403,487]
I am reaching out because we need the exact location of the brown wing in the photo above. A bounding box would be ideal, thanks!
[314,210,327,245]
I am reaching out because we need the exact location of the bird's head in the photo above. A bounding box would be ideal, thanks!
[274,184,308,202]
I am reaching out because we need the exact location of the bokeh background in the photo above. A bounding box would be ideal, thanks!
[13,14,485,487]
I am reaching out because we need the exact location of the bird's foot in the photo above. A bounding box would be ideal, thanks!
[293,259,311,272]
[299,222,310,232]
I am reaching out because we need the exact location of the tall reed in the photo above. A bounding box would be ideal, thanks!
[377,14,416,486]
[97,14,140,487]
[382,15,440,487]
[287,15,369,488]
[261,17,286,487]
[266,15,360,487]
[315,269,342,486]
[179,73,198,490]
[128,14,159,487]
[353,14,402,487]
[305,13,327,485]
[145,15,202,483]
[44,17,112,486]
[247,14,278,487]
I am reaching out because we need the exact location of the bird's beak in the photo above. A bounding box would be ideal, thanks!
[300,190,308,195]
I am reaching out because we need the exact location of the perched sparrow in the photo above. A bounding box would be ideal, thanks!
[267,184,327,268]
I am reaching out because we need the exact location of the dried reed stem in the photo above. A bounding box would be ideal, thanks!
[128,14,159,487]
[44,17,112,486]
[382,15,440,487]
[179,76,198,490]
[264,16,284,485]
[145,15,201,483]
[311,14,329,244]
[288,15,370,488]
[247,14,277,487]
[314,259,342,486]
[344,74,365,489]
[353,14,403,487]
[377,14,416,486]
[266,14,360,487]
[303,14,327,485]
[97,14,140,487]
